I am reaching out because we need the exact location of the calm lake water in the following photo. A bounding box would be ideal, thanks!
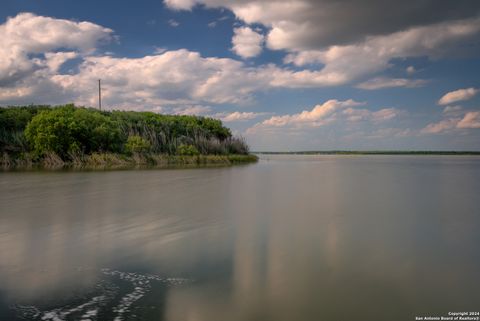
[1,155,480,321]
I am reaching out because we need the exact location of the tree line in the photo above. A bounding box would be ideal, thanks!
[0,105,249,161]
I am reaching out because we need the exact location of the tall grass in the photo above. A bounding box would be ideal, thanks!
[118,121,249,156]
[1,105,254,169]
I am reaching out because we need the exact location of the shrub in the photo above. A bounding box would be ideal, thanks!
[177,144,199,156]
[125,135,151,154]
[24,105,122,158]
[2,105,250,161]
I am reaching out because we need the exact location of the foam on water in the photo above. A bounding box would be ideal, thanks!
[12,268,191,321]
[40,296,105,321]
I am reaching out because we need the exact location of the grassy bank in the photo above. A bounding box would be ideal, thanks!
[1,152,258,170]
[1,105,257,170]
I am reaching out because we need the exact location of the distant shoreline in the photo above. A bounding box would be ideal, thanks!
[254,151,480,155]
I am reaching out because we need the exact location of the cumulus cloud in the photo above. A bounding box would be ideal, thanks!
[258,99,364,128]
[247,99,400,133]
[50,50,260,106]
[422,111,480,133]
[438,87,478,105]
[246,99,405,150]
[0,14,386,108]
[165,0,480,86]
[343,107,400,122]
[2,12,112,53]
[0,47,355,107]
[164,0,197,10]
[0,12,112,88]
[457,111,480,128]
[231,27,264,58]
[0,13,382,107]
[21,48,350,107]
[356,77,428,90]
[283,18,480,86]
[43,52,79,72]
[2,12,480,110]
[164,0,480,50]
[421,119,459,134]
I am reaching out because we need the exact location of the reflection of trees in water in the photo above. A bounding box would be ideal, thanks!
[164,161,480,321]
[2,158,480,321]
[0,170,230,301]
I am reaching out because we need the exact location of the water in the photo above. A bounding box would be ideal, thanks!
[1,155,479,321]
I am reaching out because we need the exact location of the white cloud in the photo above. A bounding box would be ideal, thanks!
[164,0,197,10]
[421,119,459,134]
[438,87,478,105]
[0,12,389,108]
[215,111,266,122]
[356,77,428,90]
[0,14,384,107]
[283,18,480,86]
[1,10,479,133]
[168,19,180,27]
[164,0,480,51]
[259,99,364,128]
[457,111,480,128]
[246,99,406,150]
[43,52,79,72]
[48,49,345,107]
[0,13,112,87]
[163,2,480,107]
[1,12,112,53]
[247,100,403,135]
[422,111,480,134]
[406,66,416,74]
[231,27,264,58]
[342,107,400,122]
[0,47,356,107]
[50,50,261,106]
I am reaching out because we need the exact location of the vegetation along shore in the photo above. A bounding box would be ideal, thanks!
[0,105,257,170]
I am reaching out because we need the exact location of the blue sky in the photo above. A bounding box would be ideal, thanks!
[1,0,480,150]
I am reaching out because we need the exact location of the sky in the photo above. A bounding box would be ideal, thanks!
[1,0,480,151]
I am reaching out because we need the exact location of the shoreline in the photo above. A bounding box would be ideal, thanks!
[255,151,480,155]
[1,153,258,171]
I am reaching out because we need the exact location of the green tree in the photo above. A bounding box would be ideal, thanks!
[125,135,151,154]
[25,105,122,157]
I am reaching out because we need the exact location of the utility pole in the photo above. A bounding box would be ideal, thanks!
[98,79,102,110]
